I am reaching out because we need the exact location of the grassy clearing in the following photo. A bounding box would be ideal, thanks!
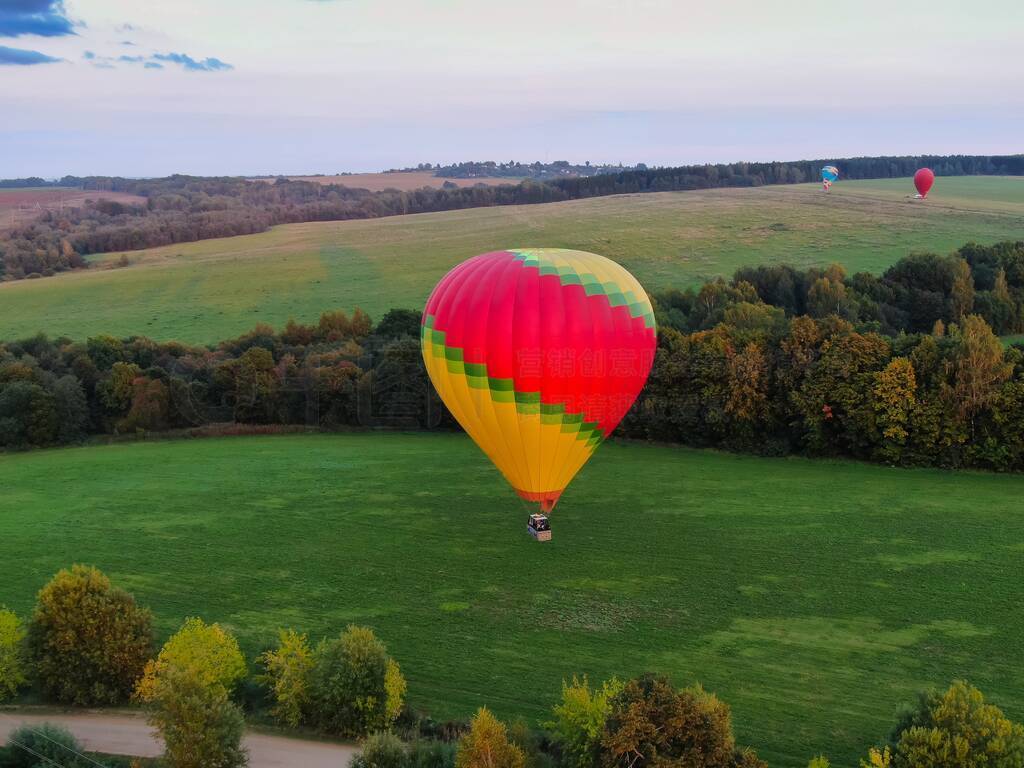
[1,177,1022,343]
[1,433,1022,766]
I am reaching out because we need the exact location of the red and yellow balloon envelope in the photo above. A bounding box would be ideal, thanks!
[421,248,656,513]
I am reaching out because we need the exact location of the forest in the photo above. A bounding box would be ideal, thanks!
[4,240,1024,472]
[2,153,1022,281]
[430,159,643,178]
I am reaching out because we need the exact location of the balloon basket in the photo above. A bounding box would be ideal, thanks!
[528,514,552,542]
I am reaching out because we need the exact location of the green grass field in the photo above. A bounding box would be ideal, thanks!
[2,433,1022,766]
[1,177,1022,344]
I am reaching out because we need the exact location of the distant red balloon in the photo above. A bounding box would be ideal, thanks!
[914,168,935,198]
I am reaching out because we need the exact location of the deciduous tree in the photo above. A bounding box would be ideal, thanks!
[887,681,1024,768]
[147,664,248,768]
[949,315,1012,433]
[52,374,89,443]
[599,675,765,768]
[456,708,525,768]
[28,565,153,705]
[259,629,313,728]
[0,381,58,447]
[136,617,246,703]
[949,259,975,320]
[308,625,405,737]
[725,342,771,429]
[547,676,623,768]
[0,608,26,702]
[873,357,917,463]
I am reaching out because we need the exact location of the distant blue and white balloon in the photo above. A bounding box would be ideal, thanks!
[821,165,839,192]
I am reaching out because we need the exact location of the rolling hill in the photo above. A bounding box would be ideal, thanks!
[1,177,1022,344]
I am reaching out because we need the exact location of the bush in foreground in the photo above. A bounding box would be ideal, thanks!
[0,608,27,702]
[28,565,153,705]
[136,616,246,702]
[408,739,458,768]
[308,625,406,737]
[0,723,92,768]
[147,664,248,768]
[351,731,409,768]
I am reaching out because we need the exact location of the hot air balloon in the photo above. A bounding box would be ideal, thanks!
[821,165,839,192]
[914,168,935,198]
[421,248,656,538]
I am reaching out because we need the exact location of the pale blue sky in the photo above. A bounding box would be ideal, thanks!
[2,0,1022,177]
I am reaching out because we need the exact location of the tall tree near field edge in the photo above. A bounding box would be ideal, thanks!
[599,675,766,768]
[883,681,1024,768]
[456,708,526,768]
[308,624,406,737]
[28,564,154,706]
[147,664,249,768]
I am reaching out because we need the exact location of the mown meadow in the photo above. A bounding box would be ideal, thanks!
[1,177,1022,343]
[1,433,1022,767]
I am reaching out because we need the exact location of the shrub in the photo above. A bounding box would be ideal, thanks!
[456,708,525,768]
[147,664,248,768]
[546,676,622,768]
[259,628,313,728]
[308,625,405,737]
[0,723,92,768]
[808,757,830,768]
[860,748,892,768]
[507,717,552,768]
[599,675,766,768]
[28,564,153,705]
[886,681,1024,768]
[408,740,458,768]
[351,731,409,768]
[0,608,27,702]
[136,617,246,702]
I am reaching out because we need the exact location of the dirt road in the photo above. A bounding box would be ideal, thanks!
[0,710,358,767]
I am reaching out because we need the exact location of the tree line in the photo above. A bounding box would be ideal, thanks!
[547,153,1024,199]
[627,241,1024,469]
[0,306,441,450]
[2,153,1022,281]
[4,567,1021,768]
[0,175,565,279]
[6,242,1024,472]
[430,160,644,179]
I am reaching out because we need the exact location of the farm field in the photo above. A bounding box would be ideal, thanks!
[0,177,1022,343]
[1,433,1022,767]
[250,171,524,191]
[0,187,146,232]
[1001,333,1024,346]
[837,175,1024,211]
